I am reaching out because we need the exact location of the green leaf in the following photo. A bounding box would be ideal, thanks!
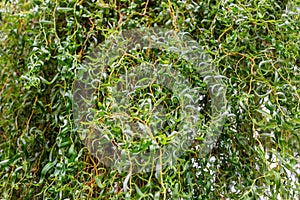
[38,159,57,184]
[95,176,106,188]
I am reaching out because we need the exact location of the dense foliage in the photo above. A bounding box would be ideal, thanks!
[0,0,299,199]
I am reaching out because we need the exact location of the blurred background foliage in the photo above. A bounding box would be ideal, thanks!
[0,0,299,199]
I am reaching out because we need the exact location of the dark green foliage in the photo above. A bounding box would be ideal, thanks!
[0,0,299,199]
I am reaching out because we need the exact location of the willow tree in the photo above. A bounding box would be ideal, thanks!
[0,0,299,199]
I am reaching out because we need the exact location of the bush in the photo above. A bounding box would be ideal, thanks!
[0,0,299,199]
